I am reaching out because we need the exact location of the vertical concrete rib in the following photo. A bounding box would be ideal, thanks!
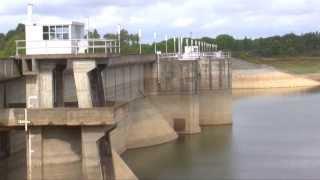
[81,126,105,180]
[28,127,43,180]
[39,63,56,108]
[73,60,96,108]
[53,65,66,107]
[0,84,4,108]
[26,76,39,108]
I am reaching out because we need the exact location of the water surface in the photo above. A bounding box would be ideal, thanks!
[123,87,320,180]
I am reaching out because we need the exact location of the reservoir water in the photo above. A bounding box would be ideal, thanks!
[122,87,320,179]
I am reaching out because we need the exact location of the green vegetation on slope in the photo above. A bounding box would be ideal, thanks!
[0,24,25,58]
[202,33,320,58]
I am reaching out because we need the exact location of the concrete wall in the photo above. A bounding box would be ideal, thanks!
[146,95,201,134]
[5,78,26,107]
[157,58,231,93]
[199,90,232,125]
[81,126,104,180]
[0,84,4,108]
[126,97,178,148]
[38,63,55,108]
[26,76,39,108]
[0,60,20,82]
[151,58,232,128]
[27,127,83,180]
[101,64,144,103]
[199,59,231,90]
[110,104,131,153]
[63,71,78,104]
[73,60,96,108]
[0,130,27,180]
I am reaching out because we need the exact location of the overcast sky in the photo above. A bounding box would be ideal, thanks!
[1,0,320,42]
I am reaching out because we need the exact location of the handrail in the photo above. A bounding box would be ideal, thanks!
[15,39,120,57]
[159,51,231,60]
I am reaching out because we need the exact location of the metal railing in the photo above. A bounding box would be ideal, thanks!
[159,51,232,60]
[201,51,232,59]
[15,39,120,56]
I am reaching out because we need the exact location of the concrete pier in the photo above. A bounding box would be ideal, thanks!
[39,63,55,108]
[73,60,96,108]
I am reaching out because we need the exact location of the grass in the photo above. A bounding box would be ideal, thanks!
[243,56,320,75]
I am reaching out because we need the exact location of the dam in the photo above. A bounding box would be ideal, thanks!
[0,47,231,180]
[0,3,232,180]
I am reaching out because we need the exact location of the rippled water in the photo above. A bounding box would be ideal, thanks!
[123,87,320,180]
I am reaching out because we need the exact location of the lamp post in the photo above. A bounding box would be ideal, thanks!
[153,32,157,54]
[117,24,121,54]
[138,29,142,54]
[165,34,168,54]
[86,17,90,41]
[173,36,176,53]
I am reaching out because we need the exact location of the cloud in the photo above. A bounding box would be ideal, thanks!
[172,18,195,28]
[1,0,320,41]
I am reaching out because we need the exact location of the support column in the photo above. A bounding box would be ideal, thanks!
[28,127,43,180]
[26,76,39,108]
[0,131,9,180]
[88,65,106,107]
[0,84,4,108]
[81,126,105,180]
[53,65,66,107]
[8,130,27,180]
[219,59,223,89]
[73,60,96,108]
[185,94,201,134]
[39,63,56,108]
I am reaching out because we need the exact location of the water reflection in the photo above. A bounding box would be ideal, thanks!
[123,87,320,180]
[123,126,233,180]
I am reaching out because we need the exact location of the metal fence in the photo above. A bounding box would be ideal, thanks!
[159,51,232,60]
[15,39,120,56]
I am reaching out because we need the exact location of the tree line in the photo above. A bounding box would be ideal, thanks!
[1,24,320,58]
[206,33,320,58]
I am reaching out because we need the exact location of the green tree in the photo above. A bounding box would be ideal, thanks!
[215,34,235,50]
[87,29,100,39]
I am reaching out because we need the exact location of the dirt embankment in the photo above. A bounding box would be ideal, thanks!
[232,59,320,89]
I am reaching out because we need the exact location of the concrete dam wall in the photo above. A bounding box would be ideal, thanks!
[0,55,232,180]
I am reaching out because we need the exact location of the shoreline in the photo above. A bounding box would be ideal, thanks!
[232,58,320,89]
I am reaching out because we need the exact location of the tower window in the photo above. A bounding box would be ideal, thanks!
[43,26,49,40]
[43,25,70,40]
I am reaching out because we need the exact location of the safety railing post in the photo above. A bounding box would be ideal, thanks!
[16,40,18,56]
[92,40,95,54]
[105,41,107,54]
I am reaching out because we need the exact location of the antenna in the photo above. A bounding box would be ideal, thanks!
[27,2,34,24]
